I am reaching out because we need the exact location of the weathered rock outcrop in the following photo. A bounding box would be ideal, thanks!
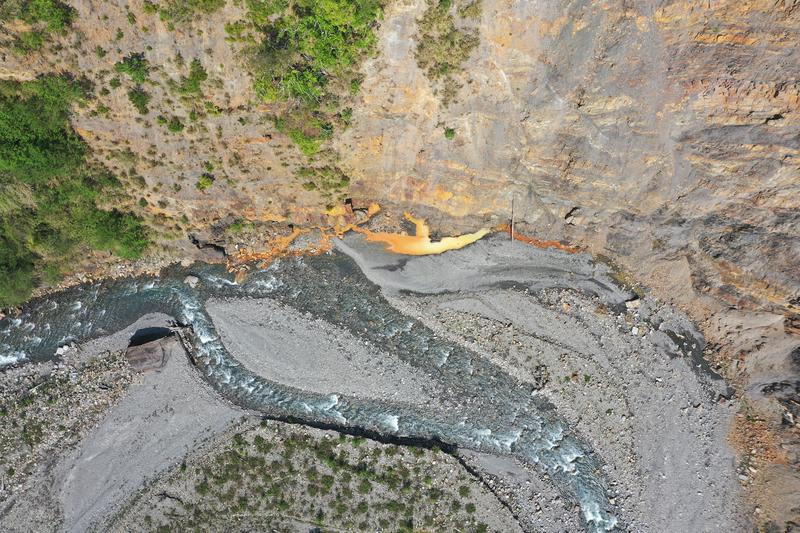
[1,0,797,528]
[337,2,799,525]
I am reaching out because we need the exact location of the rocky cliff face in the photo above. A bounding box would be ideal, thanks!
[344,0,798,315]
[1,0,798,528]
[341,2,800,525]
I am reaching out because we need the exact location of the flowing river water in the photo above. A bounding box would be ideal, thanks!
[0,252,619,532]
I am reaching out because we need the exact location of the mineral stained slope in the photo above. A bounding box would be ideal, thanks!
[0,0,798,528]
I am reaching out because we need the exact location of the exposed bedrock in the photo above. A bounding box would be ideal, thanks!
[334,1,800,522]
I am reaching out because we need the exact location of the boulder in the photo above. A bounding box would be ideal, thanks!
[125,337,174,372]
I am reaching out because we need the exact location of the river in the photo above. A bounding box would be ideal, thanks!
[0,251,619,532]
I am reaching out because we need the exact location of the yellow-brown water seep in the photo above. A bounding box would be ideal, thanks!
[351,212,492,255]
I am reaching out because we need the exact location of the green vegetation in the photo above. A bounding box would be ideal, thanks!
[158,115,185,132]
[246,0,382,155]
[444,126,456,139]
[158,0,226,23]
[177,59,208,95]
[12,30,45,53]
[115,53,150,84]
[117,423,498,532]
[416,0,481,105]
[0,76,147,307]
[127,86,151,114]
[225,218,253,234]
[195,173,215,190]
[295,166,349,195]
[0,0,76,53]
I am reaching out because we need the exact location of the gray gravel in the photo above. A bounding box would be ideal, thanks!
[0,234,750,533]
[54,331,245,532]
[331,233,749,532]
[206,297,444,406]
[335,233,635,305]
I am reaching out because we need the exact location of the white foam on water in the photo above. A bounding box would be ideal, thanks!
[217,367,233,385]
[495,429,522,450]
[71,301,82,311]
[554,447,584,474]
[197,329,217,344]
[473,428,492,444]
[319,394,339,410]
[583,501,618,531]
[0,351,27,367]
[318,395,347,423]
[247,277,280,292]
[207,276,238,287]
[542,425,565,450]
[381,414,400,432]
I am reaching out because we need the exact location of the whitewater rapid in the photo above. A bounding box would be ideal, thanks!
[0,254,619,532]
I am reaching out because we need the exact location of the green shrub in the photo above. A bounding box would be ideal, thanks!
[224,20,249,41]
[127,86,151,114]
[0,0,76,32]
[444,127,455,139]
[115,52,150,83]
[195,173,214,190]
[0,231,36,306]
[0,75,86,183]
[415,0,479,105]
[12,31,45,53]
[246,0,382,154]
[142,1,159,14]
[0,76,148,307]
[177,59,208,95]
[159,0,226,22]
[288,130,322,156]
[458,0,481,19]
[357,479,372,494]
[294,166,349,193]
[167,116,184,132]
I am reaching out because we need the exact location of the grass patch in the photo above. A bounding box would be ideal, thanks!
[0,76,147,307]
[127,86,151,114]
[117,424,497,532]
[158,115,184,132]
[245,0,383,156]
[415,0,480,105]
[177,59,208,95]
[115,53,150,84]
[158,0,226,23]
[195,173,215,190]
[294,166,350,198]
[0,0,76,53]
